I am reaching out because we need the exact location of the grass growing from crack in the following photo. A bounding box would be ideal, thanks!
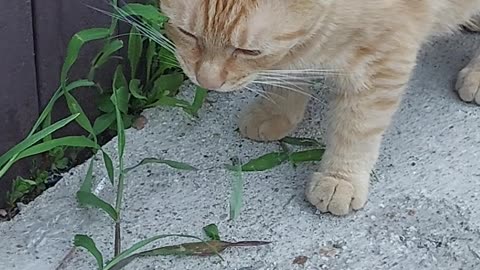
[0,1,270,268]
[0,1,353,268]
[0,1,206,212]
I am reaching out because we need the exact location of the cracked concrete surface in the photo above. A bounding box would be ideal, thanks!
[1,33,480,270]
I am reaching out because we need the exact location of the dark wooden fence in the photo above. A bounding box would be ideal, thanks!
[0,0,135,207]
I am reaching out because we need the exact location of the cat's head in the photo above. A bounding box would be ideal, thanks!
[160,0,324,92]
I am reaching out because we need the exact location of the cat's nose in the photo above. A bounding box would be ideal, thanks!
[196,62,225,90]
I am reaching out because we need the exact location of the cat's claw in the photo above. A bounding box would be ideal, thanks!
[306,173,368,216]
[456,64,480,105]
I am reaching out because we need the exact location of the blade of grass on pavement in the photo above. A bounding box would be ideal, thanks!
[79,159,95,193]
[103,234,212,270]
[203,224,221,241]
[102,151,115,185]
[77,191,118,221]
[229,157,244,221]
[226,152,289,172]
[74,234,104,270]
[187,87,208,117]
[123,158,198,174]
[289,149,325,164]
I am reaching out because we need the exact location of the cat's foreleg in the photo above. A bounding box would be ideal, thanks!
[239,85,310,141]
[306,50,417,215]
[456,46,480,105]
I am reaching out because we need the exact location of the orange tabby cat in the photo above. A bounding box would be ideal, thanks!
[160,0,480,215]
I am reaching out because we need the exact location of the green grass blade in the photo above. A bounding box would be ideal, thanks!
[188,87,208,117]
[102,151,115,185]
[74,235,104,270]
[129,79,147,100]
[93,113,117,135]
[145,40,156,83]
[103,234,208,270]
[289,149,325,164]
[112,74,127,219]
[0,114,79,172]
[77,191,118,221]
[109,0,119,34]
[61,28,110,84]
[146,96,191,110]
[16,136,98,161]
[238,152,290,172]
[111,93,126,160]
[97,95,115,113]
[124,158,198,174]
[203,224,221,241]
[33,80,94,135]
[151,73,184,100]
[80,159,95,193]
[113,66,130,114]
[229,157,244,221]
[120,3,168,25]
[128,27,143,79]
[93,39,124,69]
[64,92,96,140]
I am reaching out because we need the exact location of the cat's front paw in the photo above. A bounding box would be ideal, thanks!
[456,62,480,105]
[306,173,369,216]
[239,102,297,141]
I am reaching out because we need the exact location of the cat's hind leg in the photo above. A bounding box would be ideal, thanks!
[455,47,480,105]
[239,85,310,141]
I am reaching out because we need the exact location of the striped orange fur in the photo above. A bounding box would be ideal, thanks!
[161,0,480,215]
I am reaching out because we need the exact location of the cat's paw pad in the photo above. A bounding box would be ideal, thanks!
[455,65,480,105]
[239,104,296,141]
[306,173,368,216]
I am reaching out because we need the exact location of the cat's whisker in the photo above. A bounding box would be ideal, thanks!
[113,6,177,51]
[261,70,336,74]
[257,72,329,82]
[260,68,343,73]
[88,4,177,53]
[244,86,277,105]
[256,74,316,91]
[113,4,175,46]
[256,77,311,93]
[256,74,314,85]
[253,81,320,101]
[159,55,180,65]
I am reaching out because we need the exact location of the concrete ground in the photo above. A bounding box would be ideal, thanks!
[1,33,480,270]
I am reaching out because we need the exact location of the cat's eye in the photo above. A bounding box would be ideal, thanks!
[234,48,262,57]
[178,27,196,39]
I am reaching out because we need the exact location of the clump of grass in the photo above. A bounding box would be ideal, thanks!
[0,0,206,213]
[0,1,335,267]
[0,1,269,268]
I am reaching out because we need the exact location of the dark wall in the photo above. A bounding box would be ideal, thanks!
[0,0,39,208]
[0,0,133,207]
